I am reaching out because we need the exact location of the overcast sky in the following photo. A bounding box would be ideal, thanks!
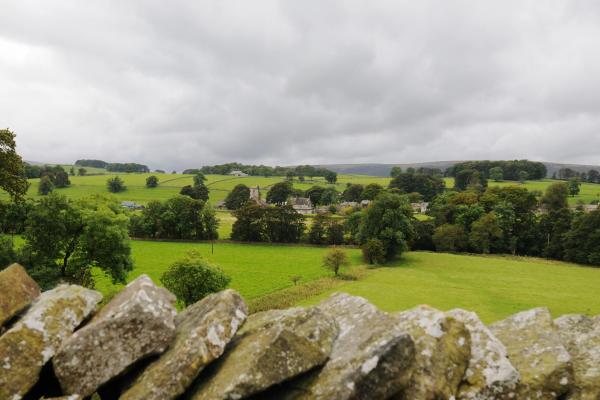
[1,1,600,170]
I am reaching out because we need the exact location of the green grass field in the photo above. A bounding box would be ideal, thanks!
[444,177,600,204]
[301,251,600,322]
[94,240,363,301]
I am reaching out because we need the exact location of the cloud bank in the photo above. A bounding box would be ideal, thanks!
[1,1,599,170]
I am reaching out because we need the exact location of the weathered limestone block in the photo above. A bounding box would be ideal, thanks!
[0,263,40,327]
[0,284,101,400]
[555,314,600,400]
[448,309,519,400]
[278,293,416,400]
[41,396,82,400]
[489,308,573,399]
[53,275,177,397]
[188,306,338,400]
[121,289,248,400]
[395,305,471,399]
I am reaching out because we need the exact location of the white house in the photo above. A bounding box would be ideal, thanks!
[229,170,248,177]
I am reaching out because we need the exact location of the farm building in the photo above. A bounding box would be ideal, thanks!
[411,202,429,213]
[249,187,267,206]
[120,201,144,210]
[229,170,248,177]
[288,197,314,214]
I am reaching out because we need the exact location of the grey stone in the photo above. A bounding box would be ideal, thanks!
[0,263,40,327]
[188,306,338,400]
[448,309,519,400]
[395,305,471,399]
[53,275,177,397]
[489,308,573,399]
[121,289,248,400]
[0,284,101,400]
[278,293,416,400]
[555,314,600,400]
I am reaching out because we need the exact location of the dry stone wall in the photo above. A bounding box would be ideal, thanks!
[0,263,599,399]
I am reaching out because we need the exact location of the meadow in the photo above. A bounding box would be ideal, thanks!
[94,240,363,302]
[301,251,600,323]
[92,240,600,323]
[5,166,598,207]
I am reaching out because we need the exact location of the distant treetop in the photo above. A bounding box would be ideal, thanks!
[184,163,335,179]
[75,159,150,173]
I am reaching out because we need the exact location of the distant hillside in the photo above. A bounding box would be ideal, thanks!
[316,161,600,177]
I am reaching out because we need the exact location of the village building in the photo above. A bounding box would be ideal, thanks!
[411,202,429,213]
[249,187,268,206]
[120,201,144,210]
[287,197,314,214]
[360,200,372,208]
[229,170,248,177]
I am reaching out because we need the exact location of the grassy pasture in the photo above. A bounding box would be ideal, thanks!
[301,251,600,323]
[94,240,363,302]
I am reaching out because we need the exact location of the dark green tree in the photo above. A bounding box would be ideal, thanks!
[180,184,209,201]
[305,186,326,205]
[266,181,292,205]
[308,213,328,244]
[324,171,337,184]
[540,182,569,211]
[38,176,54,195]
[262,205,305,243]
[361,183,384,200]
[231,203,266,242]
[78,168,87,176]
[0,129,28,199]
[432,224,468,252]
[489,166,504,182]
[390,166,403,178]
[193,173,206,186]
[146,175,159,188]
[19,195,133,289]
[225,184,250,210]
[160,251,230,307]
[342,184,364,202]
[567,178,581,196]
[389,173,445,201]
[319,187,339,205]
[361,238,386,264]
[357,193,415,260]
[563,211,600,265]
[107,176,126,193]
[469,212,503,254]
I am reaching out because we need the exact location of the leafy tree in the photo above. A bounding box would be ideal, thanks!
[588,169,599,184]
[0,200,33,234]
[69,167,75,176]
[518,170,528,183]
[342,184,364,202]
[285,170,296,181]
[390,166,403,178]
[319,187,339,205]
[432,224,468,252]
[563,211,600,265]
[193,173,206,186]
[160,251,230,307]
[361,238,386,264]
[489,167,504,182]
[146,175,159,188]
[344,211,363,243]
[469,212,503,254]
[38,176,54,195]
[454,169,487,192]
[410,219,436,251]
[0,129,28,199]
[327,220,345,245]
[231,203,266,242]
[357,193,415,260]
[0,235,16,268]
[52,167,71,188]
[541,182,569,211]
[306,186,326,205]
[159,196,217,239]
[19,195,133,289]
[107,176,126,193]
[262,205,305,243]
[266,181,292,205]
[308,213,328,244]
[78,168,87,176]
[225,184,250,210]
[567,178,581,196]
[361,183,384,200]
[538,208,572,260]
[389,172,445,201]
[180,184,209,201]
[323,247,350,276]
[324,170,338,184]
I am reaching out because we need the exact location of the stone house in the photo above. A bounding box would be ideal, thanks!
[287,197,314,214]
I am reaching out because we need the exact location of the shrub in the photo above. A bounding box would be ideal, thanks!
[323,247,350,276]
[146,175,159,188]
[432,224,468,252]
[107,176,126,193]
[38,176,54,195]
[362,239,386,264]
[160,251,231,307]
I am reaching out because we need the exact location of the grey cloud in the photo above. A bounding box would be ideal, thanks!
[1,0,599,170]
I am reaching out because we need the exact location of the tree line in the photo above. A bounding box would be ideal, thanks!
[447,160,548,181]
[184,163,337,181]
[554,167,600,184]
[75,159,150,173]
